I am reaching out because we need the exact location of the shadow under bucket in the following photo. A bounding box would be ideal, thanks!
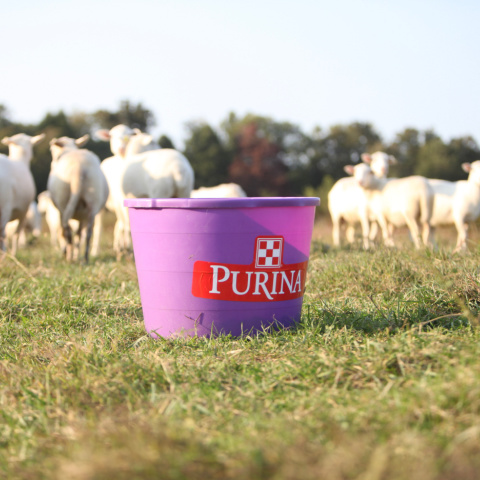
[124,197,320,338]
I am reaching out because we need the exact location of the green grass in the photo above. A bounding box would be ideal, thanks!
[1,228,480,479]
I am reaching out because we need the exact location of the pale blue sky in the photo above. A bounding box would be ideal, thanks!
[2,0,479,147]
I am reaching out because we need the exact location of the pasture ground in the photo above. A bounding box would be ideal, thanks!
[1,216,480,479]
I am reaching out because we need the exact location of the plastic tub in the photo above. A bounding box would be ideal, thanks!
[124,197,320,338]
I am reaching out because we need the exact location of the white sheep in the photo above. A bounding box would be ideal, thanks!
[428,162,480,252]
[344,163,434,248]
[328,152,397,248]
[1,133,45,255]
[95,125,194,256]
[46,134,100,254]
[47,137,109,262]
[92,128,160,255]
[191,183,247,198]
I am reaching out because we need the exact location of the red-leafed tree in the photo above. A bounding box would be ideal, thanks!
[224,114,294,196]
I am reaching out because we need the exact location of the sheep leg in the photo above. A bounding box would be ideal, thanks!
[58,226,67,252]
[405,218,422,249]
[359,215,371,249]
[84,221,93,264]
[331,216,341,247]
[377,215,394,247]
[0,226,5,253]
[121,206,131,250]
[0,205,10,252]
[369,221,379,242]
[90,210,104,257]
[10,215,27,257]
[453,221,468,253]
[345,224,356,243]
[112,205,131,257]
[72,223,83,261]
[422,223,435,248]
[113,218,123,253]
[62,224,73,261]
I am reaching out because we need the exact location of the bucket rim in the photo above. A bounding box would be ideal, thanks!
[124,197,320,209]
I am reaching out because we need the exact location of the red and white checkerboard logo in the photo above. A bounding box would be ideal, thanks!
[255,237,283,268]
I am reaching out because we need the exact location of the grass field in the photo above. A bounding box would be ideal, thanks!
[1,217,480,479]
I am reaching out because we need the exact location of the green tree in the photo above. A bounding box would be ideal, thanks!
[387,130,480,181]
[91,100,155,132]
[414,132,450,179]
[0,104,13,130]
[183,121,231,188]
[158,135,175,149]
[446,136,480,181]
[387,128,421,177]
[303,174,335,216]
[308,122,383,181]
[294,126,327,190]
[0,106,29,156]
[36,111,79,138]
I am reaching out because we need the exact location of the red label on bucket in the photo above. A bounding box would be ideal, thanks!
[192,236,308,302]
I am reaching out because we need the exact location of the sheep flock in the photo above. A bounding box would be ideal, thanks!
[329,151,480,253]
[0,125,246,263]
[1,129,479,263]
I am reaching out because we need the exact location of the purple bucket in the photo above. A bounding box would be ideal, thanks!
[124,197,320,338]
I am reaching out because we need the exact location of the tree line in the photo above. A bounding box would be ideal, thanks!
[1,100,478,215]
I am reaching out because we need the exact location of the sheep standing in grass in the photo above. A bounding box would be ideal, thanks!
[95,125,194,256]
[427,162,480,252]
[345,163,434,248]
[1,133,45,255]
[93,127,159,255]
[191,183,247,198]
[47,137,109,262]
[46,134,95,253]
[328,152,397,248]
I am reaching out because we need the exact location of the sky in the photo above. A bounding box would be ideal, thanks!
[2,0,479,149]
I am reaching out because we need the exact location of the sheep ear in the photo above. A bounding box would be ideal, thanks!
[75,134,90,147]
[1,136,10,146]
[462,163,472,173]
[141,134,153,146]
[361,153,371,164]
[388,155,397,165]
[31,133,45,145]
[344,165,355,176]
[95,129,111,141]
